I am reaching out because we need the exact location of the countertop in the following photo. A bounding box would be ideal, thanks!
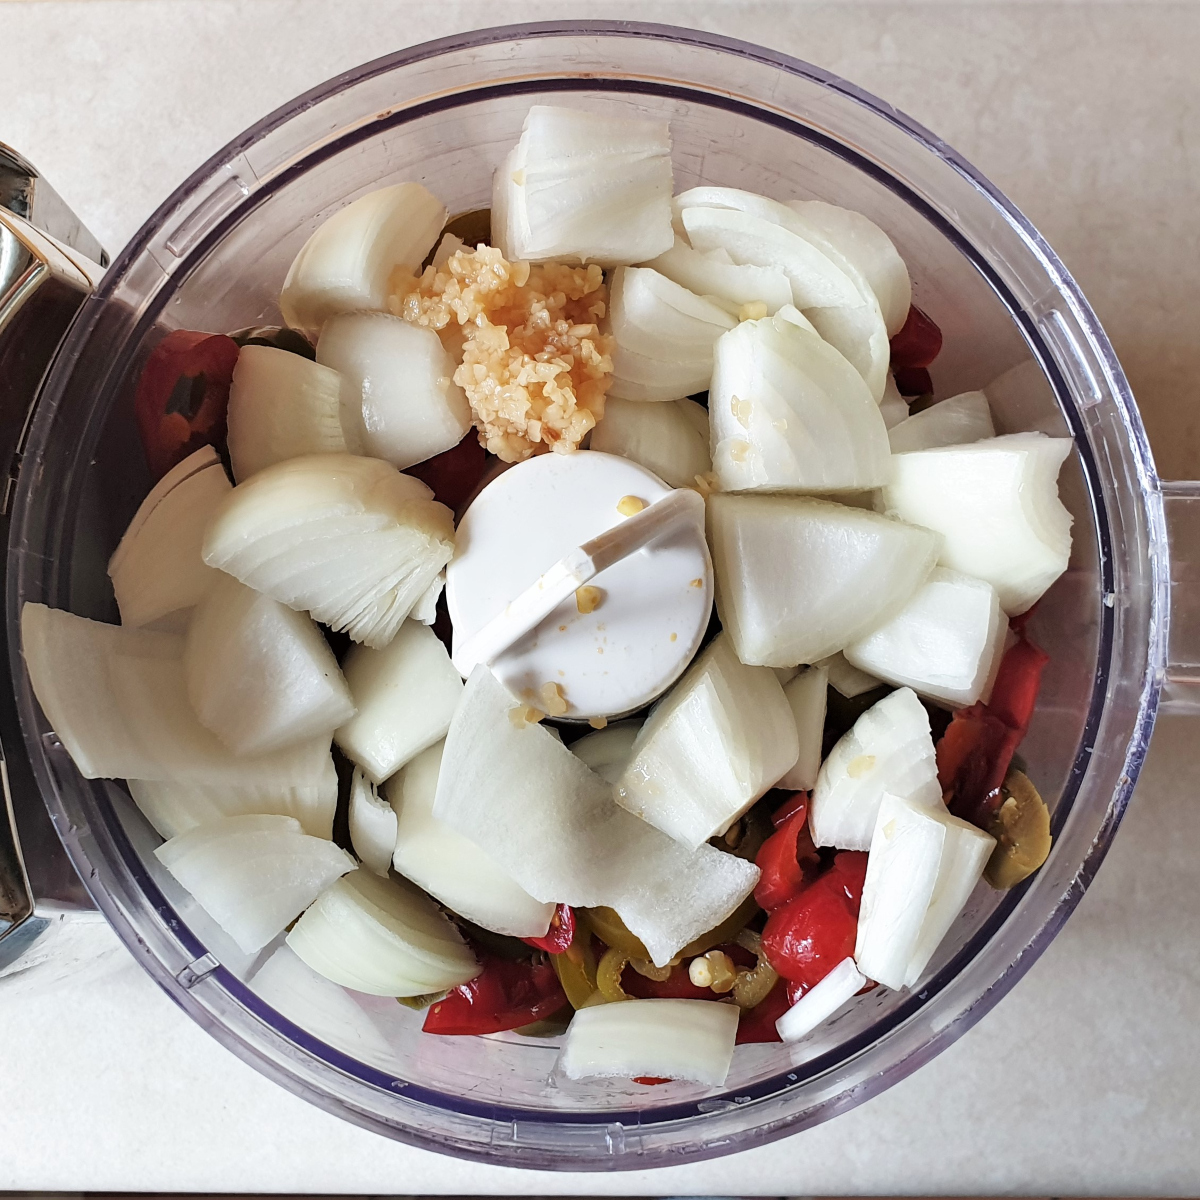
[3,1,1200,1193]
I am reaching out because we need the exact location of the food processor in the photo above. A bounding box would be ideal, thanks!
[1,19,1196,1170]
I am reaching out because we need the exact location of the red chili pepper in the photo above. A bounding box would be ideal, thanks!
[134,330,240,480]
[407,434,488,513]
[632,1076,672,1085]
[893,365,933,397]
[761,851,867,990]
[735,976,792,1045]
[754,796,822,911]
[938,629,1049,828]
[421,953,566,1036]
[621,961,714,1001]
[889,305,943,370]
[521,904,575,954]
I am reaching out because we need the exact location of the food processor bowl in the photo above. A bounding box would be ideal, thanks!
[3,20,1196,1170]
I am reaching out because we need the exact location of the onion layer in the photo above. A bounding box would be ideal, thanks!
[388,740,555,939]
[776,664,828,791]
[880,433,1074,615]
[202,453,455,649]
[854,793,994,989]
[887,390,995,454]
[184,573,355,757]
[108,447,230,629]
[286,869,479,997]
[843,568,1009,708]
[154,814,355,953]
[707,493,939,667]
[493,105,674,265]
[608,267,734,404]
[433,666,760,967]
[334,619,463,784]
[226,345,346,481]
[559,997,739,1086]
[589,396,712,489]
[21,603,335,788]
[776,956,866,1042]
[709,309,890,493]
[810,687,942,851]
[643,236,792,317]
[316,312,471,470]
[280,182,447,341]
[615,633,798,849]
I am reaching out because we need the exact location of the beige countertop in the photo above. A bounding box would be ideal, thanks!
[2,1,1199,1193]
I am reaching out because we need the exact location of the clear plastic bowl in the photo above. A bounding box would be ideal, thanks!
[5,21,1170,1169]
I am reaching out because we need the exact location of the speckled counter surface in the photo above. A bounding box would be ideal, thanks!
[2,2,1199,1193]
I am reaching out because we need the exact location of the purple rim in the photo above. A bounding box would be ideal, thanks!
[8,20,1160,1168]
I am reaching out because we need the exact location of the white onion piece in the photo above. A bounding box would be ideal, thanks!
[184,574,355,757]
[903,805,995,988]
[202,453,455,648]
[155,814,355,953]
[853,794,944,989]
[570,720,641,784]
[707,493,939,667]
[348,769,396,877]
[226,345,345,482]
[608,267,734,403]
[316,312,471,469]
[775,956,866,1042]
[280,182,447,340]
[334,619,463,784]
[816,652,882,699]
[589,396,711,488]
[608,344,712,403]
[844,568,1009,708]
[559,997,739,1086]
[786,200,912,335]
[709,310,890,493]
[128,766,338,841]
[777,665,828,791]
[493,105,674,265]
[286,869,479,997]
[433,667,760,966]
[878,373,909,427]
[21,604,334,788]
[249,946,399,1067]
[679,205,861,310]
[615,633,798,849]
[642,235,792,317]
[410,570,444,626]
[677,188,890,399]
[388,741,554,938]
[880,433,1074,614]
[108,449,230,629]
[432,232,465,268]
[887,391,995,454]
[810,687,942,851]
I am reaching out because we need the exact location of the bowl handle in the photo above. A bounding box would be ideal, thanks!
[1161,480,1200,713]
[0,147,106,968]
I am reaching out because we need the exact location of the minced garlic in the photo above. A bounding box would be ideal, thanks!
[540,681,569,717]
[390,245,613,463]
[575,585,604,614]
